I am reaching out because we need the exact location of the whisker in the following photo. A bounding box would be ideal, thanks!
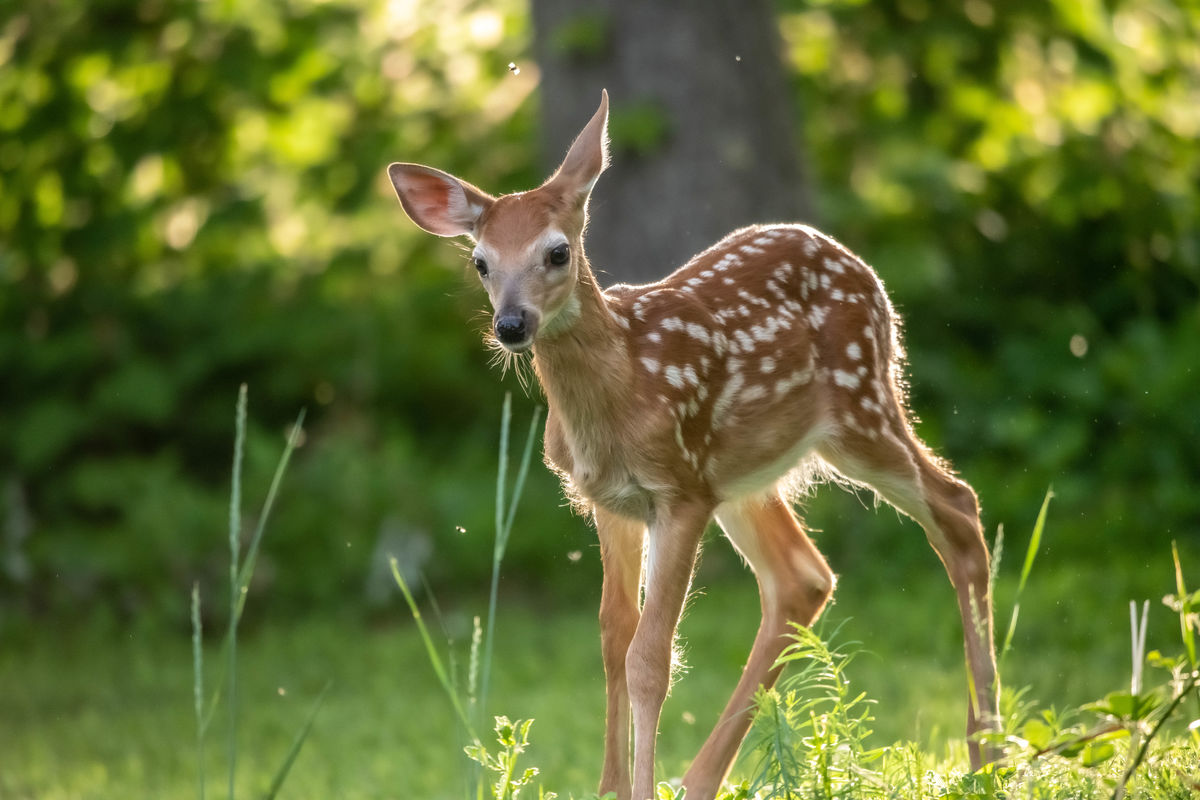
[483,335,535,394]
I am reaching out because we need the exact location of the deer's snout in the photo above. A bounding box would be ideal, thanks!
[494,307,537,350]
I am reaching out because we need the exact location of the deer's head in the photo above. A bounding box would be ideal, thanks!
[388,91,610,352]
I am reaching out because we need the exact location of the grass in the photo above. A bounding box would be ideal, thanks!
[3,552,1194,799]
[4,396,1197,799]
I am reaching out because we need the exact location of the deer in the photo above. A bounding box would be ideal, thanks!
[386,90,999,800]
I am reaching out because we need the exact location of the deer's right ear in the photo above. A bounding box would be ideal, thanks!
[387,163,494,238]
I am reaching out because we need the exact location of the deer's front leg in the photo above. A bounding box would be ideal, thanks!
[627,501,711,800]
[595,507,646,800]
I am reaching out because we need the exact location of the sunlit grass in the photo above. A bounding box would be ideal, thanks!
[3,402,1195,800]
[3,548,1190,800]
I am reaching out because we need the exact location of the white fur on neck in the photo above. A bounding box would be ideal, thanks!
[539,289,582,339]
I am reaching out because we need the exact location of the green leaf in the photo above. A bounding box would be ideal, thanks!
[1172,541,1197,667]
[1021,718,1053,749]
[1000,487,1054,662]
[1079,740,1116,767]
[655,783,682,800]
[1085,690,1162,721]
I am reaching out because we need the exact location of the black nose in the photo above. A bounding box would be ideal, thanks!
[494,311,528,344]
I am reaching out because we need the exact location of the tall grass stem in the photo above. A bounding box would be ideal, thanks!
[263,680,333,800]
[199,408,306,732]
[191,582,205,800]
[1172,541,1196,669]
[479,394,542,728]
[1000,486,1053,663]
[228,383,247,800]
[236,408,306,621]
[390,557,478,742]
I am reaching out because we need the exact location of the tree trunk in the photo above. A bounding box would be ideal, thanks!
[531,0,812,286]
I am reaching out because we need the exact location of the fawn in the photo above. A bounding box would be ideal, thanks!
[387,91,998,800]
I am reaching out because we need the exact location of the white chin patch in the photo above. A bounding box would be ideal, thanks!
[502,338,534,353]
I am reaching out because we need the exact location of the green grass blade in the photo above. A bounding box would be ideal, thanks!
[494,393,511,560]
[501,403,542,542]
[480,397,542,727]
[235,408,306,622]
[390,557,478,743]
[480,394,513,732]
[199,406,306,734]
[1172,541,1196,668]
[263,680,333,800]
[1000,487,1053,663]
[191,582,205,800]
[228,383,247,800]
[1017,487,1053,595]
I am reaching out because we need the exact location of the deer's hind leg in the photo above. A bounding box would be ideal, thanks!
[818,405,998,768]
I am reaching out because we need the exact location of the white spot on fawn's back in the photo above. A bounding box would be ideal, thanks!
[775,365,814,397]
[740,384,767,402]
[712,372,746,429]
[685,323,711,345]
[833,369,861,389]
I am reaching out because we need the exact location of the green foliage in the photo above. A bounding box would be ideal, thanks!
[0,0,552,628]
[2,0,1197,630]
[733,535,1200,800]
[187,386,327,800]
[6,560,1200,799]
[743,625,883,799]
[392,395,550,800]
[777,0,1200,566]
[465,717,552,800]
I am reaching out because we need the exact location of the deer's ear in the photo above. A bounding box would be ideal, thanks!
[387,163,494,238]
[546,89,610,201]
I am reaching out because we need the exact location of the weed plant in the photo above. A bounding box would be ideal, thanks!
[732,493,1200,800]
[391,392,550,800]
[189,385,329,800]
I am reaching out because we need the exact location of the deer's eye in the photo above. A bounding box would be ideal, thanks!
[548,243,570,267]
[472,256,489,277]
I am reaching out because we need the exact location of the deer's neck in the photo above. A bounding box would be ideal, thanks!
[532,266,631,445]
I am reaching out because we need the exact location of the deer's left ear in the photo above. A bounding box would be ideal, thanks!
[546,89,610,201]
[387,163,494,238]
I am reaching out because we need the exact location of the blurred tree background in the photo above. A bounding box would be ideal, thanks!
[1,0,1197,635]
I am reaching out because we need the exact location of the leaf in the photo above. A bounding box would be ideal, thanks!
[1171,541,1197,668]
[495,715,516,747]
[1146,650,1180,670]
[1084,690,1162,722]
[1059,726,1129,758]
[655,783,683,800]
[1022,718,1053,749]
[1079,740,1116,767]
